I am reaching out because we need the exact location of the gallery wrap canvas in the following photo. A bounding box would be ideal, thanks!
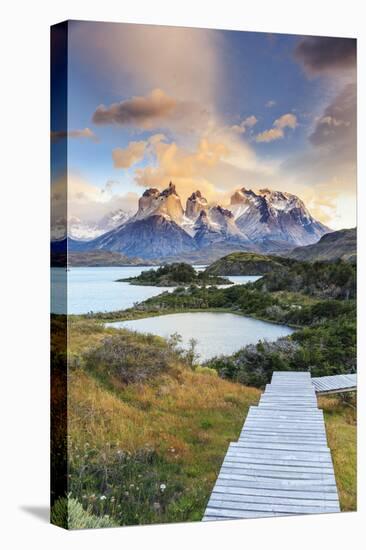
[50,20,357,529]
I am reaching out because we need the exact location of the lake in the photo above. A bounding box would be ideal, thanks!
[51,266,261,314]
[106,312,294,362]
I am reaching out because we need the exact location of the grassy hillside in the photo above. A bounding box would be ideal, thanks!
[289,228,356,263]
[64,318,260,527]
[57,318,356,527]
[68,250,153,266]
[204,252,289,276]
[53,255,356,527]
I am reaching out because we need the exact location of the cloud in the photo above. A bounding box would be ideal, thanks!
[295,36,356,75]
[51,127,98,142]
[256,113,297,142]
[265,100,276,108]
[112,141,147,168]
[70,21,223,106]
[93,88,210,133]
[279,83,356,229]
[131,129,279,205]
[134,138,230,202]
[102,180,120,193]
[309,83,356,157]
[51,173,139,226]
[93,89,176,128]
[230,115,258,134]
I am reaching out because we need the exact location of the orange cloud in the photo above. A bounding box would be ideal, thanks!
[112,141,146,168]
[256,113,297,142]
[230,115,258,134]
[134,138,230,202]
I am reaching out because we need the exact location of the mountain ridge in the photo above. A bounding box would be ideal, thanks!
[288,227,356,263]
[53,183,331,260]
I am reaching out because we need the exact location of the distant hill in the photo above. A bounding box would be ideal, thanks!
[51,250,154,267]
[289,228,356,263]
[204,252,291,276]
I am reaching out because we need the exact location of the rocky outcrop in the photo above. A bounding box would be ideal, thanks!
[228,188,329,247]
[185,190,208,219]
[134,182,184,224]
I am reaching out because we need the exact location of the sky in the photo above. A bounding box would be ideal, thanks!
[51,21,357,230]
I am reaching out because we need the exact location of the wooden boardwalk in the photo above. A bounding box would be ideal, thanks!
[203,371,340,521]
[312,374,357,394]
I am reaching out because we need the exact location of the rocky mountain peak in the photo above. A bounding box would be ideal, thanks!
[186,189,208,219]
[142,188,159,197]
[227,187,329,247]
[160,181,178,197]
[135,182,184,223]
[211,205,234,219]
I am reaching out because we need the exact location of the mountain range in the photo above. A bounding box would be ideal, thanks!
[57,183,331,260]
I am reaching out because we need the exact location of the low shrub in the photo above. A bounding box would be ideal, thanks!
[51,497,117,529]
[84,334,174,385]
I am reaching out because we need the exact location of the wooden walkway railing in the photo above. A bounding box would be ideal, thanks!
[203,371,340,521]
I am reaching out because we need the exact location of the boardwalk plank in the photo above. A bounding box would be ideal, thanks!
[202,371,340,521]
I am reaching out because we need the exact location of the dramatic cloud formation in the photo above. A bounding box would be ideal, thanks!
[295,36,356,75]
[62,24,356,231]
[51,127,98,142]
[256,113,297,142]
[112,141,147,168]
[129,129,280,205]
[134,138,230,202]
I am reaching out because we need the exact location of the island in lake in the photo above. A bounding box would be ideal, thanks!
[116,262,233,286]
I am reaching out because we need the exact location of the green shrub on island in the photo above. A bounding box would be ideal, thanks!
[116,262,232,287]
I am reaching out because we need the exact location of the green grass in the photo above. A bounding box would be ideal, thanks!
[65,318,260,527]
[319,394,357,511]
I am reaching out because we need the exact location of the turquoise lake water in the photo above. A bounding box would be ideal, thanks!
[51,266,261,314]
[106,311,294,362]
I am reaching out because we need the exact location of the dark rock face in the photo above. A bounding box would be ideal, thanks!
[193,208,247,248]
[89,215,197,259]
[185,190,208,219]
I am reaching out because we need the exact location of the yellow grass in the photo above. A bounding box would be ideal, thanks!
[319,395,357,511]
